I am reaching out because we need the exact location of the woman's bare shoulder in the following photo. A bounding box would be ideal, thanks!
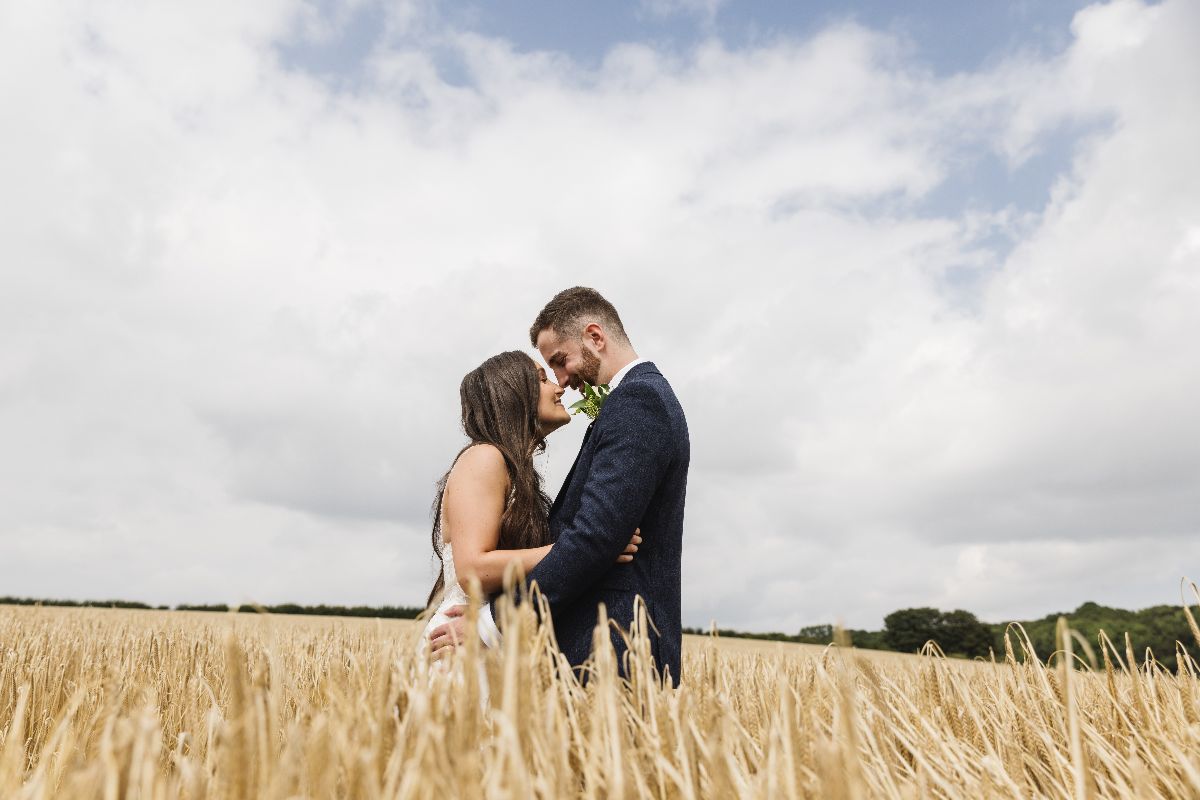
[448,443,508,486]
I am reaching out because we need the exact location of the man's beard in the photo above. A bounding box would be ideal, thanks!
[576,346,602,388]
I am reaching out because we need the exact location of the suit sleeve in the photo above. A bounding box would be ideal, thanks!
[523,381,671,609]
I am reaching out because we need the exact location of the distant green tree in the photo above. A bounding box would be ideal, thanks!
[797,624,833,642]
[883,607,942,653]
[938,609,994,658]
[881,608,993,657]
[992,602,1197,670]
[850,629,889,651]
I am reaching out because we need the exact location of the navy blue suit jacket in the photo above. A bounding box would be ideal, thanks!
[514,362,690,685]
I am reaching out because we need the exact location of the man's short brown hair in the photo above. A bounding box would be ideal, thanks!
[529,287,630,347]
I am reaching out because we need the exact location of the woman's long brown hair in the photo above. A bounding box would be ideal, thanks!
[426,351,553,608]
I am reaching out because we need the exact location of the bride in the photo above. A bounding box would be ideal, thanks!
[418,350,639,655]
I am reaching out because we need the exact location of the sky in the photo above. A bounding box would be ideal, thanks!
[1,0,1198,632]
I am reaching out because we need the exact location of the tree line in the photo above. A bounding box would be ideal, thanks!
[6,595,1195,669]
[684,601,1199,669]
[0,596,423,620]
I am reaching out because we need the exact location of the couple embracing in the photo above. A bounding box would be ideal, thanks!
[418,287,690,686]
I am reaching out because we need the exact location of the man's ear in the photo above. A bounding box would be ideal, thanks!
[584,322,605,350]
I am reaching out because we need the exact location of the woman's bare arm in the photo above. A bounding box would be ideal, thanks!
[444,445,552,595]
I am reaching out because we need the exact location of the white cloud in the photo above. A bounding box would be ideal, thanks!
[1,0,1197,631]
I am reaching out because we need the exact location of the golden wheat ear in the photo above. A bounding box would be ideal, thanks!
[1181,578,1200,650]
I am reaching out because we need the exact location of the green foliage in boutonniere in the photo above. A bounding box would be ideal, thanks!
[569,383,610,420]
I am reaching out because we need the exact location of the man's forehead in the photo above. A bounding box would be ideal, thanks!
[536,329,569,354]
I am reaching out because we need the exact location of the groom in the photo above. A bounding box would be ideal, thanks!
[429,287,690,685]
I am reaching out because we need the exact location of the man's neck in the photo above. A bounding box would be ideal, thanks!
[599,351,639,385]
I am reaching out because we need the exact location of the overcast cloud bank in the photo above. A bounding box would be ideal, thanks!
[1,0,1197,630]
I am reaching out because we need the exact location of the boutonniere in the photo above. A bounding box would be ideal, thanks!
[569,383,610,420]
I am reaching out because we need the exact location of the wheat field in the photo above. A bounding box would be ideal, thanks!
[3,592,1200,799]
